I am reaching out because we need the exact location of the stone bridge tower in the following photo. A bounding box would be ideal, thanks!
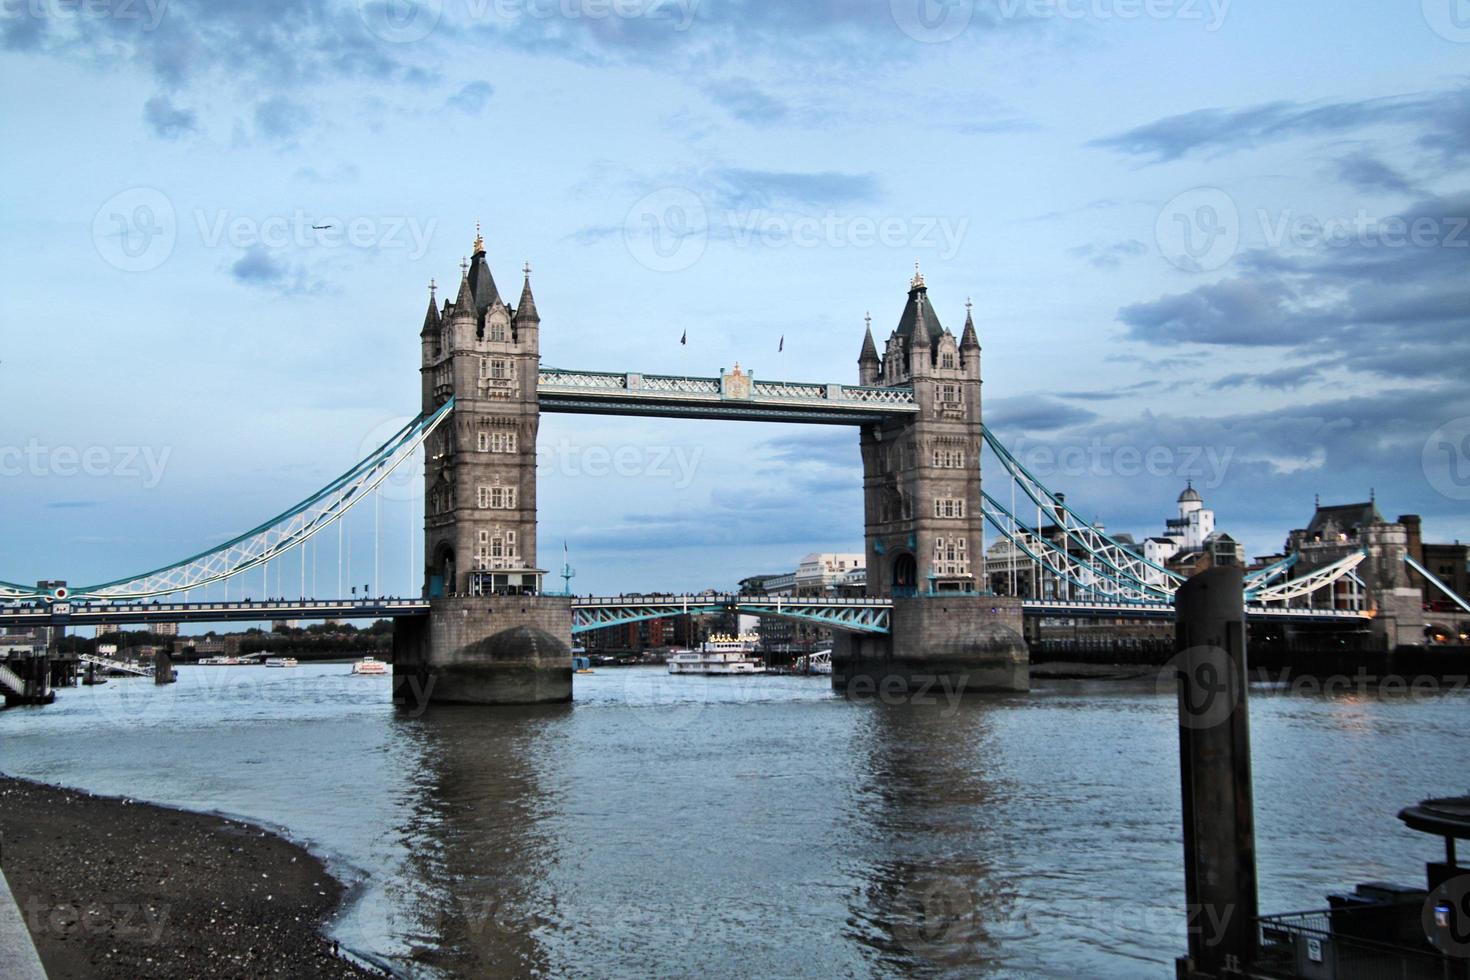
[835,268,1028,696]
[857,267,985,596]
[395,228,571,708]
[420,228,543,598]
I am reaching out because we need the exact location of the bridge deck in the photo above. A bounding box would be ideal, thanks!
[0,595,1368,629]
[537,369,918,425]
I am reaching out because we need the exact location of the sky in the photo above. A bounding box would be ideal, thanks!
[1,0,1467,599]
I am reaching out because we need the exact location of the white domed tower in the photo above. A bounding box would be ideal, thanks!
[1177,482,1213,551]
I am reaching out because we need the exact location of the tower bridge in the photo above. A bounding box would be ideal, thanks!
[6,229,1419,709]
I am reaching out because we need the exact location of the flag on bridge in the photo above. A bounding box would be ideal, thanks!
[778,335,784,352]
[680,329,687,345]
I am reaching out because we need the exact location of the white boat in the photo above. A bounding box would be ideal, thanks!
[351,656,388,676]
[667,634,766,675]
[795,650,833,675]
[264,657,299,668]
[198,656,246,666]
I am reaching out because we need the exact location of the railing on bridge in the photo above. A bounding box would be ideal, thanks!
[570,594,893,635]
[537,368,918,424]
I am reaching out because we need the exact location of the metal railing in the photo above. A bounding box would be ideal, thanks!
[1255,909,1455,980]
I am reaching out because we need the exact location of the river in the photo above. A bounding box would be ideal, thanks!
[0,663,1464,977]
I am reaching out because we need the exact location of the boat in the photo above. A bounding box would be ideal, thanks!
[795,650,833,675]
[572,655,595,674]
[667,634,766,675]
[264,657,299,668]
[197,655,246,666]
[351,656,388,676]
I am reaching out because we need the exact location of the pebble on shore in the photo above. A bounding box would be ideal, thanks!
[0,775,378,979]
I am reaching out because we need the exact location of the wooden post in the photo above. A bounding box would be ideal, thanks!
[1173,565,1258,979]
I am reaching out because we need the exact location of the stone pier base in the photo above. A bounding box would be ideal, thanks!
[833,595,1029,697]
[392,596,573,709]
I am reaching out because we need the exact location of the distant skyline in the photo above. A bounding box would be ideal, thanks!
[2,1,1467,595]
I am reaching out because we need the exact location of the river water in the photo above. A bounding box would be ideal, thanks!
[0,664,1465,978]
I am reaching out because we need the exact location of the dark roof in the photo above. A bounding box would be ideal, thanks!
[894,285,946,343]
[1179,482,1202,503]
[1307,502,1382,535]
[467,247,500,315]
[1398,796,1470,841]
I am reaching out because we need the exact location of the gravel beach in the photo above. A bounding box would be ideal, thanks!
[0,774,378,979]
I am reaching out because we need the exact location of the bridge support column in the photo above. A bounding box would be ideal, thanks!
[832,596,1028,697]
[392,596,572,709]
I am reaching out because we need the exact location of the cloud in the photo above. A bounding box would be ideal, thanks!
[1089,81,1470,167]
[45,501,100,510]
[445,80,494,114]
[710,167,880,211]
[986,395,1099,432]
[704,81,789,124]
[254,96,312,142]
[229,246,324,295]
[142,95,197,138]
[1067,239,1146,269]
[1117,194,1470,381]
[1333,152,1415,195]
[1211,365,1324,391]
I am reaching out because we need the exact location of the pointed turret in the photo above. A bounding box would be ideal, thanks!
[453,262,476,314]
[910,289,930,349]
[513,261,539,324]
[466,222,500,317]
[420,279,441,337]
[960,297,979,351]
[858,311,880,385]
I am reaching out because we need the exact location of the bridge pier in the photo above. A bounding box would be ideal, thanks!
[1,654,55,707]
[392,596,572,709]
[832,596,1028,698]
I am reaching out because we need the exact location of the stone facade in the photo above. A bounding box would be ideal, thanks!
[832,595,1028,695]
[858,269,984,596]
[393,595,572,707]
[421,231,542,598]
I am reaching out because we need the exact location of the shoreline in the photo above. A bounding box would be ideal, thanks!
[0,774,382,979]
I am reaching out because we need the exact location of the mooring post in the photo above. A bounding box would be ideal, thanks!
[154,646,173,685]
[1173,565,1258,979]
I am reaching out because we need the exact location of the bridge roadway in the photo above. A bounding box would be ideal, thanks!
[1,595,1368,631]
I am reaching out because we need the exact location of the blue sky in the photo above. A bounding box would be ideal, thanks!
[2,0,1467,598]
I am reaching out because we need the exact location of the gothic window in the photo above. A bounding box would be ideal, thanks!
[489,322,507,342]
[934,497,966,519]
[941,352,955,369]
[935,384,960,407]
[477,431,490,453]
[477,485,490,509]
